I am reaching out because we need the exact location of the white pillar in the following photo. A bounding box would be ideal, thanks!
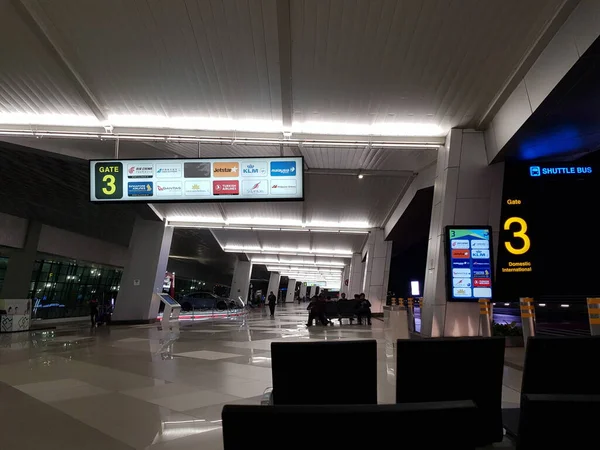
[230,260,252,303]
[348,253,363,297]
[299,282,307,300]
[113,218,174,323]
[267,272,281,299]
[361,230,392,313]
[0,221,41,299]
[422,129,504,337]
[340,264,350,296]
[285,279,296,302]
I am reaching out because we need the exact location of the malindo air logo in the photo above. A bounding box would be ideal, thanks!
[270,161,297,177]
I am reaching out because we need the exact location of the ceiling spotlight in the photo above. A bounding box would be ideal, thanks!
[358,174,364,179]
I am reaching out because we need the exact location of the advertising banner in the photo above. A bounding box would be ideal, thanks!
[90,157,303,202]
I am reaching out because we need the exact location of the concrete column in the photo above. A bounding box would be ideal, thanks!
[340,264,350,296]
[267,272,281,298]
[361,229,392,313]
[230,259,252,303]
[299,282,307,300]
[113,218,174,323]
[0,221,41,300]
[422,129,504,337]
[285,279,296,302]
[348,253,363,297]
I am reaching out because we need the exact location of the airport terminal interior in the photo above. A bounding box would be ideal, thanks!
[1,0,600,448]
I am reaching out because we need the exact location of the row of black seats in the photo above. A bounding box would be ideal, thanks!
[323,299,362,323]
[221,336,600,449]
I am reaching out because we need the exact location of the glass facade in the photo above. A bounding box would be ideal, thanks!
[28,258,122,320]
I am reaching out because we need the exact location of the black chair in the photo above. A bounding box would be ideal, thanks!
[324,301,339,322]
[396,337,505,446]
[502,336,600,448]
[271,340,377,405]
[337,299,360,323]
[222,401,478,450]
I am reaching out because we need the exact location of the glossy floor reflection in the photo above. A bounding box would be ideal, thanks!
[0,304,521,449]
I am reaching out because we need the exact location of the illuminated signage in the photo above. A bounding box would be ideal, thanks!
[90,157,304,202]
[445,226,493,302]
[529,165,592,177]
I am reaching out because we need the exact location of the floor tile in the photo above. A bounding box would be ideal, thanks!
[145,390,241,411]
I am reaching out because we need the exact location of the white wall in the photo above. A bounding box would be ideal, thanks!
[384,163,437,238]
[486,0,600,161]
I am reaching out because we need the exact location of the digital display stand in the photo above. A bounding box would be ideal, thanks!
[445,226,494,302]
[155,293,181,321]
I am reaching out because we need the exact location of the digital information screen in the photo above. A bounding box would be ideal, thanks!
[159,294,180,306]
[90,157,304,202]
[445,226,494,302]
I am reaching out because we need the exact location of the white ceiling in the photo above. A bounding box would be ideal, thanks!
[0,0,574,269]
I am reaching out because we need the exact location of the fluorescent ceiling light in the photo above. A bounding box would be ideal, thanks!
[292,121,444,137]
[0,113,99,127]
[251,259,346,267]
[226,249,351,258]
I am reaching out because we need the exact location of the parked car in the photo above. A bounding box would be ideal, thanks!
[180,291,244,312]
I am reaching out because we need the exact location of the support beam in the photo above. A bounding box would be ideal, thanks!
[306,168,414,178]
[12,0,107,122]
[275,0,293,130]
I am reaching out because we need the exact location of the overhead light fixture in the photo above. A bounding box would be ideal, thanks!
[358,174,364,179]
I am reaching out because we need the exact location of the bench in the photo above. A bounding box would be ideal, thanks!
[323,299,361,324]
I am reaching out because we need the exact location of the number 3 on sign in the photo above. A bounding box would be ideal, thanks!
[504,217,530,255]
[102,174,116,195]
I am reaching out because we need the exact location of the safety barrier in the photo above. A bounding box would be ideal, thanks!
[586,298,600,335]
[519,297,535,345]
[479,298,492,337]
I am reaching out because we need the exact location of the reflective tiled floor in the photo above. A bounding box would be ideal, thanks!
[0,304,521,449]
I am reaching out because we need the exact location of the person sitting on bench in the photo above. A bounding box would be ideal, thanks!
[357,293,372,325]
[306,295,327,326]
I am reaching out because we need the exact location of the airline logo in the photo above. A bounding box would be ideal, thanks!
[451,249,470,259]
[473,269,491,278]
[241,162,268,177]
[127,164,153,178]
[473,278,491,287]
[452,260,470,268]
[156,164,182,178]
[451,239,469,249]
[472,261,490,268]
[183,162,210,178]
[242,179,268,195]
[452,268,471,278]
[213,180,239,195]
[156,181,182,196]
[473,287,492,298]
[213,162,239,177]
[271,180,297,195]
[128,182,153,197]
[470,240,489,249]
[452,278,472,288]
[471,250,490,259]
[270,161,297,176]
[453,288,472,298]
[184,180,211,196]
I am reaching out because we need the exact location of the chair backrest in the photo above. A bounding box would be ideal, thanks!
[337,299,360,314]
[517,393,600,450]
[222,401,478,450]
[271,340,377,405]
[396,337,505,445]
[521,336,600,395]
[324,301,339,314]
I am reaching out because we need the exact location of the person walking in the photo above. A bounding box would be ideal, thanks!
[268,291,277,317]
[89,299,98,327]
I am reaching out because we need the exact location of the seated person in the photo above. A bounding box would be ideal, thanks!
[357,293,372,325]
[306,295,327,326]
